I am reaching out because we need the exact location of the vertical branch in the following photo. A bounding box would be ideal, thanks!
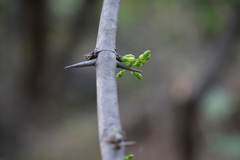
[95,0,125,160]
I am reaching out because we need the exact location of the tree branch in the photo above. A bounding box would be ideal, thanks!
[95,0,125,160]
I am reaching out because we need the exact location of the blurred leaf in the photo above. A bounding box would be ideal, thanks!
[221,0,235,6]
[190,0,225,35]
[49,0,84,17]
[200,87,234,120]
[212,135,240,158]
[118,0,141,28]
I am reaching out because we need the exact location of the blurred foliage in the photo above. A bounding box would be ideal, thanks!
[201,87,234,120]
[212,135,240,158]
[47,0,84,51]
[200,86,240,159]
[189,0,225,35]
[119,0,141,28]
[187,0,239,35]
[49,0,84,17]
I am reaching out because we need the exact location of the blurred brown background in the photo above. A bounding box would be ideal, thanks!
[1,0,240,159]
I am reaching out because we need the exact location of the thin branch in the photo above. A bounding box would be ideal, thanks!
[95,0,125,160]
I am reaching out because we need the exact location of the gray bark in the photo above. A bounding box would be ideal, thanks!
[95,0,125,160]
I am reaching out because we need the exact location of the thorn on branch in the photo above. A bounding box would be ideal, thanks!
[64,59,97,69]
[112,141,137,150]
[117,61,142,73]
[65,49,141,73]
[120,141,137,147]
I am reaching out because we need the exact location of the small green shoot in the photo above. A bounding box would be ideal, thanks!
[131,71,143,80]
[116,70,126,78]
[116,50,151,80]
[124,154,134,160]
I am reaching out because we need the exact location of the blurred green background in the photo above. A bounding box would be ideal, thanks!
[0,0,240,159]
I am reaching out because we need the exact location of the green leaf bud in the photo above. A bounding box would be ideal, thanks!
[145,53,151,61]
[139,50,151,61]
[131,71,143,80]
[116,70,125,78]
[128,154,134,159]
[121,54,135,62]
[125,62,133,67]
[141,60,146,65]
[125,54,135,58]
[139,55,145,61]
[121,56,129,62]
[133,59,143,68]
[126,57,136,63]
[137,53,151,65]
[124,154,134,160]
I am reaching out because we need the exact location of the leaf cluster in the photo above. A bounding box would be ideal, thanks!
[116,50,151,80]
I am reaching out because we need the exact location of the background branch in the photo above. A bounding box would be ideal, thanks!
[173,3,240,160]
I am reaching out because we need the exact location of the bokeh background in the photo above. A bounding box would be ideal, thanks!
[1,0,240,159]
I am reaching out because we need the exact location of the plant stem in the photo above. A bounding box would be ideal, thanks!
[95,0,125,160]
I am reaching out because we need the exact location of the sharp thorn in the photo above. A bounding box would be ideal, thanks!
[117,61,142,73]
[120,141,137,147]
[65,59,97,69]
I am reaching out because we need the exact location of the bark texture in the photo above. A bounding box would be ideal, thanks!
[95,0,125,160]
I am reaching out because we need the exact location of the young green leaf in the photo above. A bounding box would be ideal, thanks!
[145,53,151,61]
[133,59,143,67]
[120,54,136,67]
[116,70,126,78]
[124,154,134,160]
[131,71,143,80]
[139,50,151,61]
